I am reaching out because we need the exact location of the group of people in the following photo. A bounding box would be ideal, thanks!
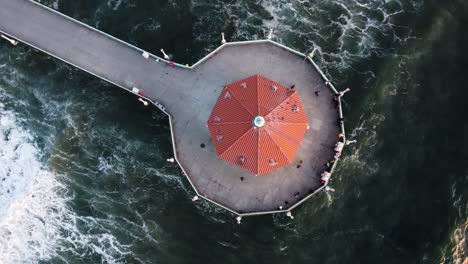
[279,88,348,208]
[333,95,340,109]
[319,91,346,185]
[320,132,345,185]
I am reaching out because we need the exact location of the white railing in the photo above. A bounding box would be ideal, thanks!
[154,41,348,217]
[3,0,348,218]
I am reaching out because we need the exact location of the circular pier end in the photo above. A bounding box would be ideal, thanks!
[162,41,343,215]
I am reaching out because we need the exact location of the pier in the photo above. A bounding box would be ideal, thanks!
[0,0,347,217]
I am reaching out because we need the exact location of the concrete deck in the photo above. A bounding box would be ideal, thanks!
[0,0,342,214]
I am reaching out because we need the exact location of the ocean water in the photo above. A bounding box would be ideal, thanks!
[0,0,467,263]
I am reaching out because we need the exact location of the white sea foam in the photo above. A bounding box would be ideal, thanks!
[259,0,419,70]
[191,0,418,72]
[441,219,468,264]
[37,0,59,10]
[0,100,130,263]
[52,0,59,10]
[0,107,67,263]
[339,112,385,175]
[107,0,124,11]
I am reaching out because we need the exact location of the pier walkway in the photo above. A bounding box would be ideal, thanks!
[0,0,344,216]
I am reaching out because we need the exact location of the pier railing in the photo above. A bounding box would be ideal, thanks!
[3,0,347,218]
[138,39,347,217]
[26,0,191,69]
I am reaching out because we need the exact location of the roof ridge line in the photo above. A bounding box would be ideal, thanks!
[256,74,261,116]
[263,89,297,118]
[226,82,256,117]
[219,126,254,157]
[257,126,260,174]
[264,128,293,163]
[265,121,309,124]
[267,124,302,146]
[254,75,262,174]
[208,121,252,125]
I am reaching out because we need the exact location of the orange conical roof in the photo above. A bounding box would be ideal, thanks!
[208,74,309,175]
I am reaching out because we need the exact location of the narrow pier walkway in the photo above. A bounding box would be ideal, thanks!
[0,0,342,215]
[0,0,188,107]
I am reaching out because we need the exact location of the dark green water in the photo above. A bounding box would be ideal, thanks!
[0,0,467,263]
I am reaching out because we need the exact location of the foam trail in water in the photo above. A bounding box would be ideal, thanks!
[0,98,131,263]
[0,105,67,263]
[261,0,418,69]
[441,219,468,264]
[191,0,419,74]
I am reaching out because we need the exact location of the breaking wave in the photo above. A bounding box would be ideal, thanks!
[2,1,464,263]
[0,103,66,263]
[442,219,468,264]
[0,87,132,263]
